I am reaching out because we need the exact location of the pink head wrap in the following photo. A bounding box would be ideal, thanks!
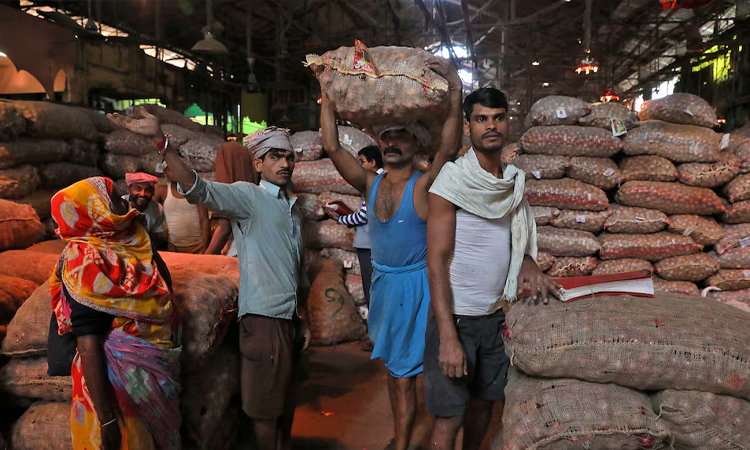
[125,172,158,187]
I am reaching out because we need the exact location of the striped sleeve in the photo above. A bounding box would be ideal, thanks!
[337,198,368,226]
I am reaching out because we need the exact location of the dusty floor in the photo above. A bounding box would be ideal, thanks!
[257,342,504,450]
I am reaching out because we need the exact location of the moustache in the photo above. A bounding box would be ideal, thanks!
[276,170,291,176]
[383,147,402,155]
[483,131,502,139]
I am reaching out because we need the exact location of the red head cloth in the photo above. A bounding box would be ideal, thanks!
[125,172,158,187]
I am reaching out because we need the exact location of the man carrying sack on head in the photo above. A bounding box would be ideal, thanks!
[317,56,464,450]
[107,108,311,450]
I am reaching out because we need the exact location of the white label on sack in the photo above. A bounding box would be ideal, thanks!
[576,216,586,223]
[343,260,353,269]
[342,134,354,146]
[603,168,615,176]
[294,147,303,153]
[683,229,693,236]
[744,269,750,279]
[721,133,730,150]
[740,237,750,248]
[611,119,627,137]
[555,108,567,119]
[636,217,645,222]
[532,171,541,179]
[684,109,694,117]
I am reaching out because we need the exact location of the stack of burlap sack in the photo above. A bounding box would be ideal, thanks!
[0,101,223,235]
[513,93,750,311]
[502,292,750,449]
[0,242,243,450]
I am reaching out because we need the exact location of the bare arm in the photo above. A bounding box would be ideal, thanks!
[320,90,375,195]
[426,193,466,378]
[198,203,211,251]
[78,336,121,449]
[415,58,464,215]
[205,218,232,255]
[153,185,168,204]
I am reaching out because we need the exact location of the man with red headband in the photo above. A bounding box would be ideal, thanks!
[123,172,166,245]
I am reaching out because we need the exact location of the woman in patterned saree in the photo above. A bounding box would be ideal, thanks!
[50,176,181,450]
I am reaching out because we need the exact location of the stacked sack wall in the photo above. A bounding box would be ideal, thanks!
[516,94,750,303]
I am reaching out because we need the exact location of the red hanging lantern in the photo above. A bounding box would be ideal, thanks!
[575,56,599,75]
[600,89,620,102]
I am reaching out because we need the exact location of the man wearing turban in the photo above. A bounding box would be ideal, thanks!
[107,110,310,450]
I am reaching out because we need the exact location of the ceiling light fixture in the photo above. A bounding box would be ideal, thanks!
[575,55,599,75]
[532,61,540,66]
[542,82,550,87]
[192,0,228,55]
[600,89,619,102]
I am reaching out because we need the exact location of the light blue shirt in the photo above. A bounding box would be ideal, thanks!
[178,172,308,319]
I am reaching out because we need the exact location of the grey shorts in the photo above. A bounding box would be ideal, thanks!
[423,307,510,417]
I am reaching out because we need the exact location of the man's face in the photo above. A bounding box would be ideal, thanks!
[380,130,418,167]
[254,149,296,187]
[357,155,377,172]
[127,182,155,212]
[465,104,509,152]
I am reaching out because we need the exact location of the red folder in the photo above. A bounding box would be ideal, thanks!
[552,272,655,302]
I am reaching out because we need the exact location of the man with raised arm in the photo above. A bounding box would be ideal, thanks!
[107,109,311,450]
[317,56,463,450]
[425,87,561,450]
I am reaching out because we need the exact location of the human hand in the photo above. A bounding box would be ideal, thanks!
[439,338,467,378]
[107,106,164,141]
[517,258,561,305]
[323,206,340,221]
[426,56,462,91]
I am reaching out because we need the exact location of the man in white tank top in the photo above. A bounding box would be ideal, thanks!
[424,87,562,450]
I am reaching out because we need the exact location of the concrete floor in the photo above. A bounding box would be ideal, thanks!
[286,342,504,450]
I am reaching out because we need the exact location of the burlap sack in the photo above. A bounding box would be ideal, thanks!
[654,253,720,282]
[104,128,156,155]
[307,259,367,346]
[622,120,720,162]
[653,389,750,449]
[320,248,361,276]
[504,293,750,398]
[603,204,669,234]
[0,200,43,251]
[653,276,700,296]
[667,215,724,246]
[0,357,72,401]
[142,104,202,132]
[531,206,559,226]
[721,200,750,224]
[536,252,555,272]
[178,131,223,173]
[524,179,609,212]
[292,159,360,196]
[38,163,103,189]
[616,181,725,215]
[291,130,324,161]
[502,369,669,450]
[546,256,597,278]
[0,140,70,169]
[99,153,141,179]
[0,165,40,199]
[296,193,325,221]
[24,240,66,254]
[591,258,653,276]
[524,96,591,128]
[181,344,240,448]
[66,139,100,167]
[0,101,28,140]
[336,126,379,158]
[619,155,678,182]
[511,155,569,180]
[345,273,366,306]
[519,126,623,158]
[304,220,355,250]
[12,188,58,219]
[565,157,621,190]
[639,93,717,128]
[722,173,750,203]
[578,102,639,130]
[537,227,600,257]
[1,281,50,357]
[307,45,449,131]
[706,288,750,313]
[0,274,38,309]
[706,270,750,291]
[598,232,702,261]
[677,151,741,188]
[170,270,238,366]
[10,401,72,450]
[501,142,521,164]
[714,223,750,255]
[0,250,58,284]
[727,138,750,173]
[159,252,240,288]
[715,247,750,269]
[14,101,98,141]
[549,209,610,233]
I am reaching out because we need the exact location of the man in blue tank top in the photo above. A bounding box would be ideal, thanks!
[317,56,463,450]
